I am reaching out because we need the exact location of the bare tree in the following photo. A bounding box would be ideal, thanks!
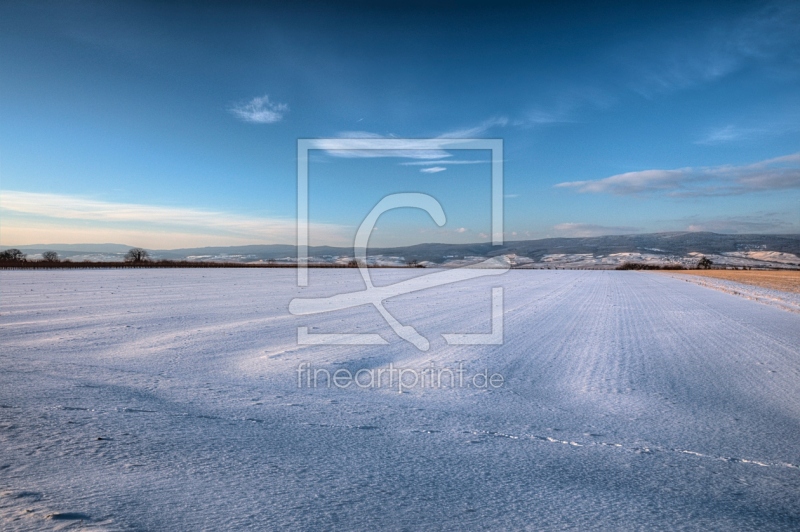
[125,248,150,263]
[697,256,713,270]
[42,251,60,262]
[0,248,26,261]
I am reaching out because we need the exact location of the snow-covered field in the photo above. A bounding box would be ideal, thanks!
[1,269,800,530]
[663,273,800,314]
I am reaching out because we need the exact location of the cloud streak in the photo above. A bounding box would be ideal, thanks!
[695,115,800,145]
[552,223,640,238]
[618,2,800,96]
[555,153,800,197]
[437,116,508,138]
[684,215,796,234]
[401,160,489,166]
[319,117,509,160]
[0,191,345,248]
[230,95,288,124]
[313,132,451,160]
[695,125,764,145]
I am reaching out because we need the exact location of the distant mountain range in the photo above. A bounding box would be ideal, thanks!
[8,232,800,269]
[12,243,135,253]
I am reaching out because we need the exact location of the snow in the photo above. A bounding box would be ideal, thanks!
[2,269,800,529]
[519,252,698,269]
[662,272,800,314]
[723,251,800,265]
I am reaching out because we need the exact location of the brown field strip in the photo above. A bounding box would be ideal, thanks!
[664,270,800,294]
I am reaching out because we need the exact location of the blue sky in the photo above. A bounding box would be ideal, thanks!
[1,0,798,248]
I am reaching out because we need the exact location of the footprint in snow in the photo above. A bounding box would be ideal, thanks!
[47,512,92,521]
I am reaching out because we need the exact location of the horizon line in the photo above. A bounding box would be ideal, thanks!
[3,230,800,252]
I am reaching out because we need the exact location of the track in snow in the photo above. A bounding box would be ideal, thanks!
[1,269,799,530]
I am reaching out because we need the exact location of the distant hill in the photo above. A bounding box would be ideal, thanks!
[154,244,298,260]
[5,232,800,268]
[13,243,134,254]
[153,232,800,262]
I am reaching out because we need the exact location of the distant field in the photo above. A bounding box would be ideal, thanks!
[669,270,800,294]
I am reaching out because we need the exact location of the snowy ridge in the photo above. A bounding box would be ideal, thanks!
[12,232,800,269]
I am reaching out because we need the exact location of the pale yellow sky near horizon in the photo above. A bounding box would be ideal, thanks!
[0,190,349,249]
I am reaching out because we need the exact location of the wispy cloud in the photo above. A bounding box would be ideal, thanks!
[0,191,345,248]
[695,115,800,145]
[314,132,451,160]
[230,95,288,124]
[523,109,567,126]
[695,125,763,145]
[552,223,640,238]
[420,166,446,173]
[508,3,799,130]
[401,159,489,166]
[555,153,800,197]
[520,87,616,128]
[679,211,798,234]
[619,2,800,96]
[320,117,509,160]
[437,116,508,138]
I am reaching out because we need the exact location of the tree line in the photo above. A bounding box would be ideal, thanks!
[1,247,153,264]
[0,248,417,269]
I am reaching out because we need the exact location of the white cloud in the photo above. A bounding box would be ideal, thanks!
[320,117,509,160]
[230,95,288,124]
[401,160,489,166]
[555,152,800,196]
[313,132,451,160]
[0,191,346,248]
[420,166,446,174]
[557,169,688,195]
[456,227,467,233]
[552,223,640,238]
